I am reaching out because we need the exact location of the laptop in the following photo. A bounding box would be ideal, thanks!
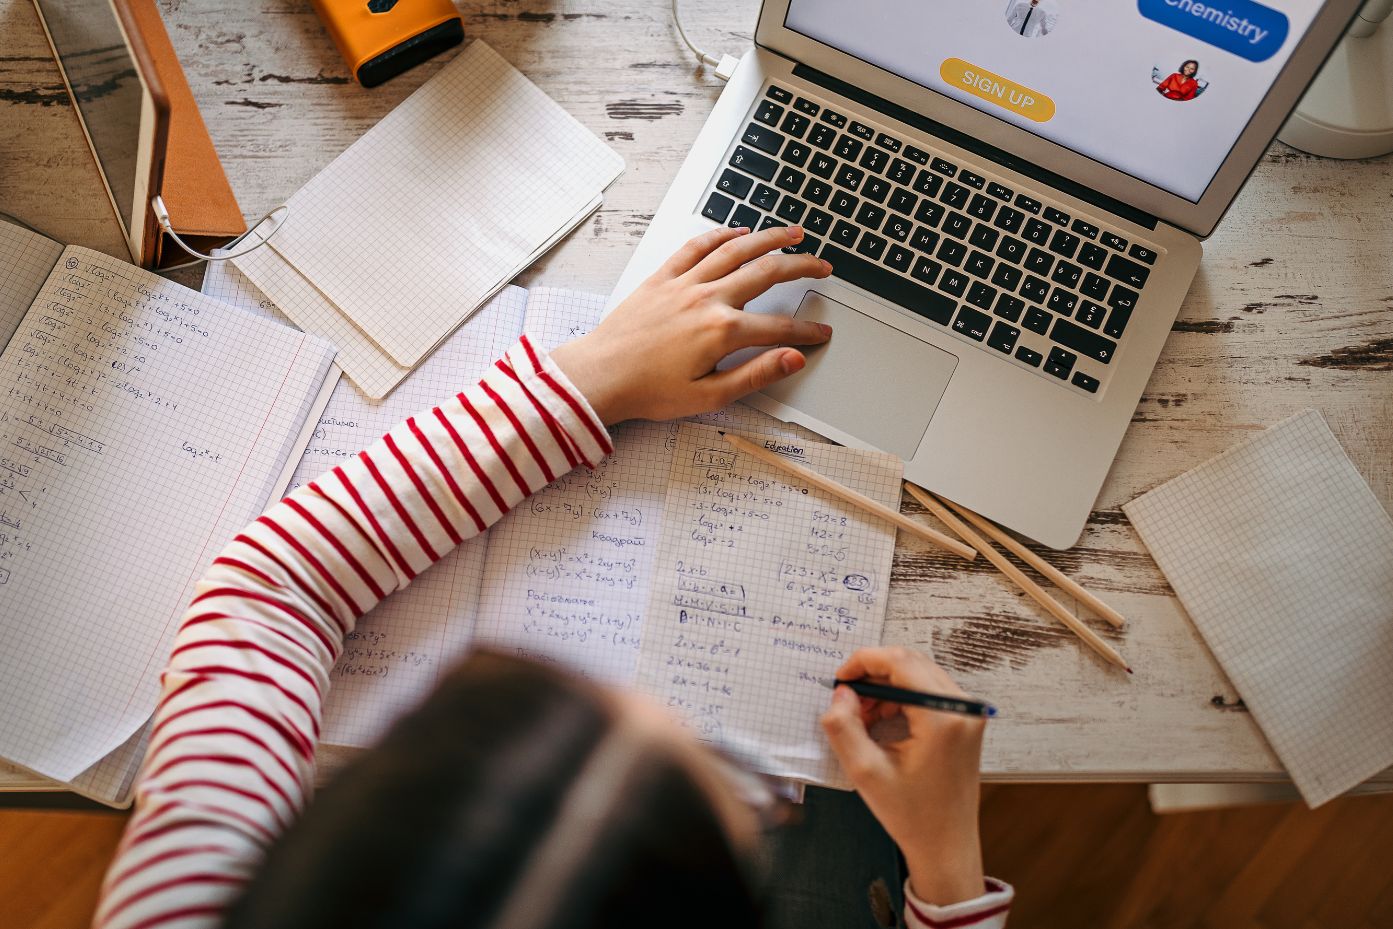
[606,0,1362,549]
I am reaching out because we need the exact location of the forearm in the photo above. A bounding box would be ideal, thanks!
[903,832,986,907]
[95,336,610,929]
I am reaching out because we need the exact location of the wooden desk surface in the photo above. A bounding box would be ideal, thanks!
[1,0,1390,792]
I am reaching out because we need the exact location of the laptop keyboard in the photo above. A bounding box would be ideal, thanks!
[700,82,1163,397]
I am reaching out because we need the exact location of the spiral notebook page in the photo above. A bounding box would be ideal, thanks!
[268,39,623,367]
[0,247,335,782]
[1124,410,1393,806]
[634,423,903,785]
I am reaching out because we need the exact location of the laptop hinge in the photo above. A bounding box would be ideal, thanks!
[792,63,1159,231]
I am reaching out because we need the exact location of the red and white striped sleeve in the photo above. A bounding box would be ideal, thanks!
[904,878,1014,929]
[93,336,611,929]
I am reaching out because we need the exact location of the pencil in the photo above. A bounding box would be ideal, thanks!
[718,432,977,561]
[902,482,1134,674]
[940,496,1127,629]
[819,677,997,718]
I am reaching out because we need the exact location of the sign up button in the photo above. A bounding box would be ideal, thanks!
[940,58,1054,123]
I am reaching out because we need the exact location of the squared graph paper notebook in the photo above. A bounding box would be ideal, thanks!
[0,221,337,802]
[241,38,623,381]
[203,266,886,786]
[1123,410,1393,806]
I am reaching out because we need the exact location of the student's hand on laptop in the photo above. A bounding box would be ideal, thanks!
[550,225,832,425]
[821,647,988,907]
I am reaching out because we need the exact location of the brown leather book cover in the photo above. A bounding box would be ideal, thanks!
[124,0,245,268]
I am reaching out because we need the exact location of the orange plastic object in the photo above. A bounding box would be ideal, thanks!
[311,0,463,87]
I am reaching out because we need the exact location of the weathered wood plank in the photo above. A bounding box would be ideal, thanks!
[0,0,1390,790]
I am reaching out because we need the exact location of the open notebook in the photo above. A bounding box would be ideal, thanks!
[0,221,337,803]
[205,263,903,785]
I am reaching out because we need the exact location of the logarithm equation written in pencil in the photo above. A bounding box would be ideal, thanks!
[635,422,903,784]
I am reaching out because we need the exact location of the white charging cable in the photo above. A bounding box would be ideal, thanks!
[671,0,740,80]
[151,194,288,262]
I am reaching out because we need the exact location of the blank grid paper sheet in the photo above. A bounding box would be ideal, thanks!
[636,423,903,785]
[1124,410,1393,806]
[267,39,623,368]
[0,247,335,782]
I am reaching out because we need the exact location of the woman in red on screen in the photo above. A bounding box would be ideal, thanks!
[1157,59,1202,101]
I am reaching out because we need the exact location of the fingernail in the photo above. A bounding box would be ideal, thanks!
[820,259,833,274]
[817,323,833,337]
[788,225,803,241]
[736,226,752,234]
[780,350,803,374]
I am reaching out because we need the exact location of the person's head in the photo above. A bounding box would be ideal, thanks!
[1180,59,1199,77]
[224,652,770,929]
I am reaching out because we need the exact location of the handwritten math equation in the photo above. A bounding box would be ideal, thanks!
[637,425,900,772]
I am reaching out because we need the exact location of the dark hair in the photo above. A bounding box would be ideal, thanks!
[1180,59,1199,76]
[223,652,763,929]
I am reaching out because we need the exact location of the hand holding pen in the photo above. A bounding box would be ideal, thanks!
[821,647,991,908]
[820,677,997,718]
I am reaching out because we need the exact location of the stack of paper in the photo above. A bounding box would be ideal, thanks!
[234,39,623,399]
[1124,410,1393,806]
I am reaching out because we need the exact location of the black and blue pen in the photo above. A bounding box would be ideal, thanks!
[821,678,998,718]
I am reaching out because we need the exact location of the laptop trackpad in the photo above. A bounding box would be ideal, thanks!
[762,291,957,460]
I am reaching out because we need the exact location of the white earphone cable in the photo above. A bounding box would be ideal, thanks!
[152,195,288,262]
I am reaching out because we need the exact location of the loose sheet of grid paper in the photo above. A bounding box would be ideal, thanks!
[0,247,336,782]
[230,202,598,399]
[267,39,623,367]
[1123,410,1393,807]
[0,221,63,349]
[633,423,902,785]
[203,260,530,747]
[471,291,827,688]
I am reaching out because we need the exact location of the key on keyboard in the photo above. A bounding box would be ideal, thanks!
[703,85,1167,398]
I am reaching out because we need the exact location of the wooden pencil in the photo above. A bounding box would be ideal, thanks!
[902,482,1133,674]
[941,496,1128,629]
[718,432,977,561]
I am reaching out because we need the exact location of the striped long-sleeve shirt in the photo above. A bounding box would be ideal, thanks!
[93,336,1011,929]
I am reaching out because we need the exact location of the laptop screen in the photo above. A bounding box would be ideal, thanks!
[784,0,1320,203]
